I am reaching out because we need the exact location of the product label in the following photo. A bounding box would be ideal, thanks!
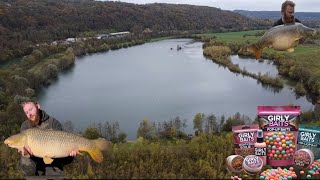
[232,124,259,157]
[259,115,298,132]
[257,105,300,167]
[299,132,316,143]
[255,147,266,156]
[297,125,320,159]
[238,132,255,142]
[244,155,262,168]
[233,131,256,150]
[268,115,289,126]
[294,150,312,169]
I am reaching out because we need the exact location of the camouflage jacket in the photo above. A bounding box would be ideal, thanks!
[20,110,62,132]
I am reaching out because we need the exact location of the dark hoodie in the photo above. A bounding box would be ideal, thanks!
[273,18,301,27]
[20,110,62,131]
[20,109,73,175]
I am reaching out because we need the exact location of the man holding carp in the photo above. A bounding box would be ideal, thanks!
[18,99,75,176]
[4,98,110,177]
[247,1,317,60]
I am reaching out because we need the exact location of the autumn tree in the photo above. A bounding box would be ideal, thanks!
[193,112,205,132]
[137,118,154,139]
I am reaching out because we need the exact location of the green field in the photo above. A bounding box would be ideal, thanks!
[287,45,320,75]
[198,30,320,76]
[198,30,264,43]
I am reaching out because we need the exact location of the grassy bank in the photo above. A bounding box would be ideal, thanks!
[198,29,320,102]
[198,30,320,76]
[198,30,264,43]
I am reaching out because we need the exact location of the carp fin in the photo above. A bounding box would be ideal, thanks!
[43,152,55,164]
[87,148,104,163]
[287,48,295,53]
[43,157,54,164]
[85,139,110,163]
[255,49,262,60]
[247,45,262,60]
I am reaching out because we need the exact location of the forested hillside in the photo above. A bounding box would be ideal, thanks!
[234,10,320,28]
[234,10,320,22]
[0,0,269,63]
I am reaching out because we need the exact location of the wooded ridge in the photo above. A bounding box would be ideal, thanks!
[0,0,269,63]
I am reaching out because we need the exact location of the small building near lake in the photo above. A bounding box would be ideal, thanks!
[95,31,130,39]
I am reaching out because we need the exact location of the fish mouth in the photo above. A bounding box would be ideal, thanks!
[4,140,13,147]
[4,140,16,148]
[4,139,10,145]
[4,139,12,147]
[5,143,18,148]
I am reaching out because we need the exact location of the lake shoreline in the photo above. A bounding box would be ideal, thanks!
[37,38,313,140]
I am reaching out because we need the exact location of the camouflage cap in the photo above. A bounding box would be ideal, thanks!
[14,95,38,105]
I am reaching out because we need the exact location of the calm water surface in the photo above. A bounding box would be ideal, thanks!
[38,39,313,140]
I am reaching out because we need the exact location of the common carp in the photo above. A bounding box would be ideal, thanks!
[247,23,317,59]
[4,128,111,164]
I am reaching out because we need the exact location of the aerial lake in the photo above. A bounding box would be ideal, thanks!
[37,39,314,140]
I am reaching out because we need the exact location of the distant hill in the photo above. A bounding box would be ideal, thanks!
[0,0,270,62]
[234,10,320,27]
[0,1,269,41]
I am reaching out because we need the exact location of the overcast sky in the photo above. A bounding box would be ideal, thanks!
[106,0,320,12]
